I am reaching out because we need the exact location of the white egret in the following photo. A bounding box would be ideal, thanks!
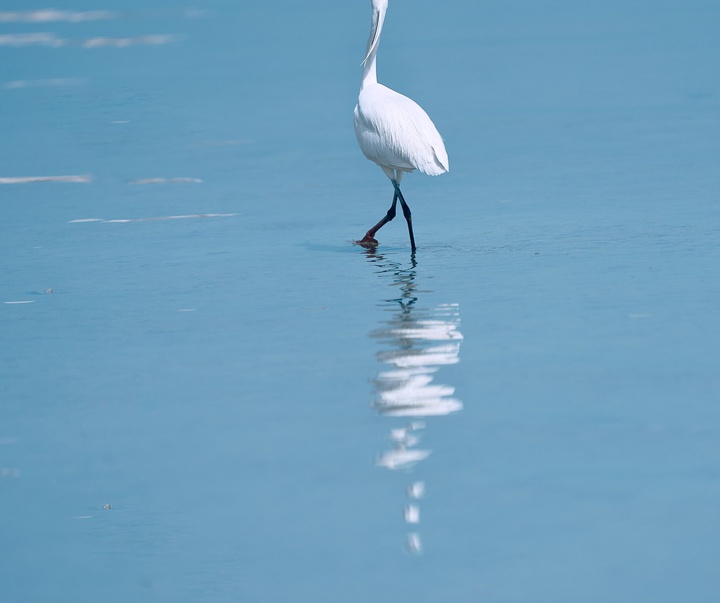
[354,0,448,252]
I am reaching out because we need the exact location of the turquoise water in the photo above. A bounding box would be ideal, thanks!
[2,1,719,601]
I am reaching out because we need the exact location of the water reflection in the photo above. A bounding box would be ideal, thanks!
[365,250,463,554]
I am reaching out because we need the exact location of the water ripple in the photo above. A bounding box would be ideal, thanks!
[0,32,181,48]
[4,77,87,89]
[0,175,91,184]
[69,214,238,224]
[0,9,117,23]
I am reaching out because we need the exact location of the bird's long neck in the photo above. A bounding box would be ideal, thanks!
[361,47,378,89]
[360,4,386,91]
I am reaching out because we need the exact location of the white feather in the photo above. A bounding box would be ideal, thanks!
[354,84,448,176]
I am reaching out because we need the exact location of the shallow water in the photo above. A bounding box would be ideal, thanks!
[2,1,719,601]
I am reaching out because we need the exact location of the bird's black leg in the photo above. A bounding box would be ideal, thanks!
[356,191,398,247]
[393,181,416,252]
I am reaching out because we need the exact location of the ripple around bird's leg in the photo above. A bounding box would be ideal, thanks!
[354,234,380,248]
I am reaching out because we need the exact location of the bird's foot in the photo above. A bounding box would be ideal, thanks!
[355,233,379,248]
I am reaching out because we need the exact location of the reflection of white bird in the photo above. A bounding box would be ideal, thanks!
[354,0,449,252]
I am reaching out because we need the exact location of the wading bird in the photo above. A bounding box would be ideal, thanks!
[354,0,448,252]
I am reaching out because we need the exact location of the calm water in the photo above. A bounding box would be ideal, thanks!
[2,1,719,601]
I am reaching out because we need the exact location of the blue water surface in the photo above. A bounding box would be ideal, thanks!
[2,1,719,602]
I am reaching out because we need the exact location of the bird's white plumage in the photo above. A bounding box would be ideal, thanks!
[354,84,448,176]
[354,0,448,180]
